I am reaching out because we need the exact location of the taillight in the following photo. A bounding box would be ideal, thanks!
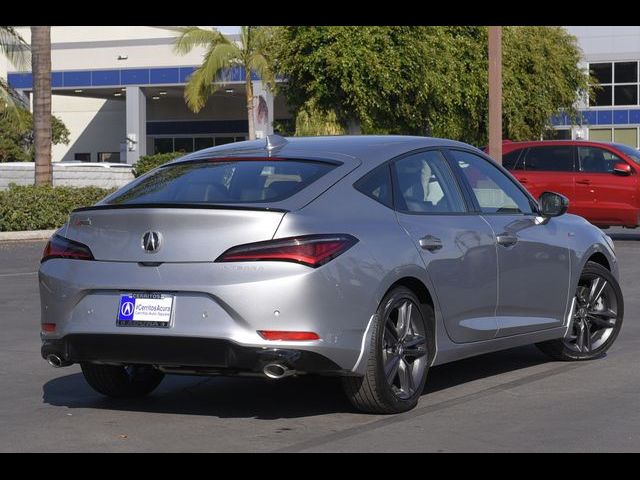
[41,323,56,333]
[215,234,358,268]
[41,234,94,263]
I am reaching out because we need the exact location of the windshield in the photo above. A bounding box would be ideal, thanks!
[105,159,336,205]
[613,143,640,165]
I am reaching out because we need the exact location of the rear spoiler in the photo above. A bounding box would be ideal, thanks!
[72,203,289,214]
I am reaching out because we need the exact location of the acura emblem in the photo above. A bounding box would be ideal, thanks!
[142,231,161,253]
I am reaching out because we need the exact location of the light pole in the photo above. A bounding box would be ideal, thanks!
[488,26,502,164]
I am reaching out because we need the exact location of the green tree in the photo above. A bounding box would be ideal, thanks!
[173,26,275,140]
[294,99,345,136]
[270,26,590,144]
[0,26,31,121]
[0,109,69,162]
[31,26,52,184]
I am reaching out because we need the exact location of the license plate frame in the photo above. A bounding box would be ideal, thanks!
[116,292,174,328]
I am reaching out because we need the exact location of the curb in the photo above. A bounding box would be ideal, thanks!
[0,230,56,242]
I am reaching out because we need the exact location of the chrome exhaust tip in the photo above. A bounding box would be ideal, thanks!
[46,354,68,368]
[263,363,295,379]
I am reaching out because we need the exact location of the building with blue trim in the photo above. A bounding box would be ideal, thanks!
[3,26,640,164]
[2,26,290,164]
[548,26,640,148]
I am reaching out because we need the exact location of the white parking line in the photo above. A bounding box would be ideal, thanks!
[0,272,38,278]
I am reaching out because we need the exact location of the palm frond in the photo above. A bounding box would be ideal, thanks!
[0,77,29,125]
[0,26,31,70]
[249,53,275,91]
[183,42,240,112]
[173,26,229,55]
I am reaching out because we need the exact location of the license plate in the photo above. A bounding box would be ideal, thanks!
[117,292,174,328]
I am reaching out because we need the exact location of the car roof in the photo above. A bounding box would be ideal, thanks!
[169,135,480,169]
[502,139,625,149]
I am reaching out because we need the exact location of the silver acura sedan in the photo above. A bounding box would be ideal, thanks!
[39,135,624,414]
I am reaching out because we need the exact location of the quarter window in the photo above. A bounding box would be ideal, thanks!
[450,150,534,215]
[354,164,393,208]
[523,146,574,172]
[392,151,466,214]
[578,147,623,173]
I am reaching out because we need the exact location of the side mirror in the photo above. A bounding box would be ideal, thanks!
[613,162,632,176]
[538,191,569,218]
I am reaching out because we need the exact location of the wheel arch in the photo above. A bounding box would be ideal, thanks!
[381,275,437,366]
[352,270,441,376]
[586,251,610,271]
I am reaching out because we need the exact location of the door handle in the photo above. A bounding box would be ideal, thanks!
[576,179,591,185]
[419,235,443,252]
[496,233,518,247]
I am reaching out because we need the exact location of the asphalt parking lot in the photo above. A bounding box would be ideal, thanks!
[1,229,640,452]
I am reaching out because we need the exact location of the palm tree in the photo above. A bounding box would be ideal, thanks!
[0,26,31,119]
[173,26,275,140]
[31,26,52,185]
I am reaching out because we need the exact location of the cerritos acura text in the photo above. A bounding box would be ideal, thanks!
[39,135,623,414]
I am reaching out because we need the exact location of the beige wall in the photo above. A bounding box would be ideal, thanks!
[12,26,231,71]
[52,95,125,162]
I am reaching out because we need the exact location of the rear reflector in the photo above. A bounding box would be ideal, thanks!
[42,234,94,263]
[41,323,56,333]
[258,331,320,341]
[215,234,358,268]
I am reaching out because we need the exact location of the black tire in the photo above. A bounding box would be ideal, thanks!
[536,261,624,361]
[342,286,432,414]
[80,363,164,398]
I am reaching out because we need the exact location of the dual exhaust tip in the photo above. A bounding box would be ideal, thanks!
[263,363,296,379]
[46,354,71,368]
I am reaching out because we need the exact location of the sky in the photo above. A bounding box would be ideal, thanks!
[216,26,241,35]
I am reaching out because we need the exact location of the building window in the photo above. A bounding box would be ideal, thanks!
[74,153,91,162]
[174,137,194,153]
[98,152,120,163]
[194,137,214,150]
[614,128,639,148]
[154,138,174,154]
[589,61,639,107]
[153,136,247,155]
[589,127,640,148]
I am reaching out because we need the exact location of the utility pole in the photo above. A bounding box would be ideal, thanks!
[488,26,502,164]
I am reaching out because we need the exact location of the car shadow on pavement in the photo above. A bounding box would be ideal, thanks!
[606,231,640,241]
[42,345,550,419]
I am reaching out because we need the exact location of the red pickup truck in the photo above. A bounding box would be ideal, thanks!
[492,140,640,228]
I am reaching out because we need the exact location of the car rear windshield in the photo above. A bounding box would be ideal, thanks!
[105,159,337,205]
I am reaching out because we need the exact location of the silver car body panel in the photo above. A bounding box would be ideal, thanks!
[40,136,620,373]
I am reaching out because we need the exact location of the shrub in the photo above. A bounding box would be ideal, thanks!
[133,152,184,177]
[0,184,115,231]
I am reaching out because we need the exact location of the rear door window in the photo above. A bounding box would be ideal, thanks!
[392,150,467,214]
[106,159,336,205]
[524,146,575,172]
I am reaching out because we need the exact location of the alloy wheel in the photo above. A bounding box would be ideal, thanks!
[564,272,619,353]
[382,299,428,399]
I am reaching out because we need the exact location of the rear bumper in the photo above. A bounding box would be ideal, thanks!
[41,334,346,375]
